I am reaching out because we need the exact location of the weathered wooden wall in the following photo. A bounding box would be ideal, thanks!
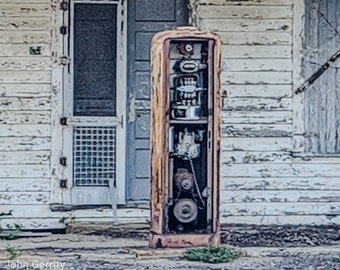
[1,0,340,231]
[199,0,340,226]
[0,0,119,229]
[0,0,58,229]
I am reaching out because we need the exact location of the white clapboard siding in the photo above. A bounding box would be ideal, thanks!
[223,98,292,111]
[219,32,292,45]
[0,84,51,97]
[220,215,340,226]
[221,151,293,164]
[223,85,292,98]
[220,190,340,203]
[221,163,340,178]
[222,46,291,59]
[222,111,292,124]
[200,0,293,6]
[0,151,50,165]
[0,191,50,204]
[0,31,51,44]
[0,71,51,83]
[0,97,51,111]
[0,45,50,57]
[0,178,50,192]
[0,205,115,219]
[0,4,50,17]
[221,177,340,191]
[199,6,292,19]
[221,202,340,216]
[0,218,65,230]
[0,111,50,124]
[221,123,292,137]
[0,165,50,178]
[224,59,293,72]
[0,137,50,151]
[222,72,292,84]
[0,57,51,70]
[200,19,292,33]
[221,137,292,151]
[0,124,50,137]
[0,17,50,30]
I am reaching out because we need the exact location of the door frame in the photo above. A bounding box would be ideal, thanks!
[60,0,127,205]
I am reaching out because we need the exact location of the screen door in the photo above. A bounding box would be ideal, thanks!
[62,0,126,205]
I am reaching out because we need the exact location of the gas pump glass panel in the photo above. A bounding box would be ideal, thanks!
[167,40,211,233]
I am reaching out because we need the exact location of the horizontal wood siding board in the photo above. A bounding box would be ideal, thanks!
[0,137,50,151]
[222,45,291,59]
[221,164,340,178]
[0,165,50,178]
[200,0,293,6]
[0,205,115,219]
[219,32,292,45]
[224,85,292,98]
[0,218,65,230]
[223,98,292,111]
[0,71,51,83]
[221,123,292,137]
[224,59,293,72]
[220,190,340,203]
[220,215,340,225]
[0,18,50,31]
[0,31,51,44]
[199,6,292,19]
[221,137,292,151]
[0,57,51,70]
[0,111,51,124]
[0,191,50,204]
[221,202,340,216]
[221,177,340,191]
[222,111,292,124]
[222,72,292,84]
[0,124,50,137]
[0,97,51,111]
[200,19,292,33]
[0,178,50,192]
[221,151,292,164]
[0,4,51,17]
[0,151,50,165]
[0,84,51,97]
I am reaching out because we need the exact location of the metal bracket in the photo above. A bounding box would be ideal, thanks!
[60,179,67,188]
[60,117,68,126]
[59,57,70,66]
[60,26,67,35]
[59,157,67,166]
[60,1,69,11]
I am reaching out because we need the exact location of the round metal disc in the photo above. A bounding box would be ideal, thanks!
[173,198,198,223]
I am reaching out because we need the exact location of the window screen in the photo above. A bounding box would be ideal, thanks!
[73,3,117,116]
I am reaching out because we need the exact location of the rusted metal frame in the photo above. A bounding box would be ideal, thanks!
[150,27,222,248]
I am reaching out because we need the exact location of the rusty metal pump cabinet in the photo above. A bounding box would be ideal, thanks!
[150,27,222,248]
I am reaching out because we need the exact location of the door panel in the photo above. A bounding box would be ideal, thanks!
[62,0,126,206]
[126,0,189,202]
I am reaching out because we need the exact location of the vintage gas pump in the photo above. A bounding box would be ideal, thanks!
[150,27,221,248]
